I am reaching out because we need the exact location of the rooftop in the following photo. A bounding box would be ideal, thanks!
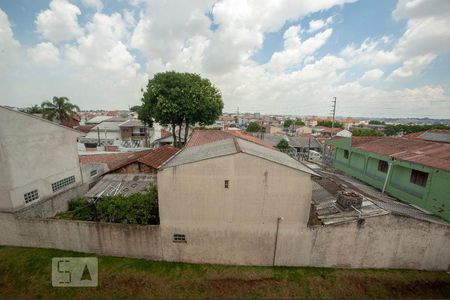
[353,137,450,172]
[163,138,320,176]
[137,145,179,169]
[186,129,274,148]
[84,173,156,198]
[119,119,146,127]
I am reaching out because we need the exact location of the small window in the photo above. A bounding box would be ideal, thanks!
[377,160,389,173]
[410,169,428,187]
[343,150,349,159]
[52,175,76,192]
[224,180,229,189]
[90,170,98,177]
[173,234,186,242]
[24,189,39,204]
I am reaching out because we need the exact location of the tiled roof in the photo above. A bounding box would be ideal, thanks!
[79,151,151,172]
[74,124,95,133]
[186,129,274,149]
[354,137,450,172]
[137,145,179,169]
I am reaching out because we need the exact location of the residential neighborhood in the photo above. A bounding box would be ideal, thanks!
[1,0,450,299]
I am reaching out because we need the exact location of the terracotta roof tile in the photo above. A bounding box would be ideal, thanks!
[79,151,151,172]
[137,145,180,169]
[186,130,274,149]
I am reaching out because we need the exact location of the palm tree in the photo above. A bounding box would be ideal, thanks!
[41,97,80,124]
[26,105,42,114]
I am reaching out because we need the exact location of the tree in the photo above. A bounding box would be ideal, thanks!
[140,71,223,147]
[317,120,344,128]
[294,119,305,126]
[41,97,80,124]
[246,122,261,132]
[130,105,141,112]
[26,105,42,114]
[369,120,385,125]
[276,139,290,152]
[283,119,294,128]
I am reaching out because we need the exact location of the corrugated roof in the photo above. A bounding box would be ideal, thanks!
[79,151,151,171]
[163,138,319,176]
[137,145,179,169]
[85,174,156,198]
[119,119,145,127]
[354,137,450,172]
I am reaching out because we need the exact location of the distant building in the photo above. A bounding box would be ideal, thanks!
[325,136,450,222]
[265,124,284,135]
[0,107,83,210]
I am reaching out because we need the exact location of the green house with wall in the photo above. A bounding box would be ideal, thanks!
[325,134,450,222]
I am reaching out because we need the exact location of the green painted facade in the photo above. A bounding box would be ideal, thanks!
[326,138,450,222]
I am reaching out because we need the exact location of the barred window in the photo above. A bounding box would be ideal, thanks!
[410,170,428,187]
[90,170,97,177]
[52,175,76,192]
[24,190,39,204]
[344,150,349,159]
[173,234,186,242]
[377,160,389,173]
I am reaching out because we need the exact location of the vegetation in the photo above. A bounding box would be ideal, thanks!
[368,120,386,125]
[283,119,294,128]
[295,119,305,126]
[41,96,80,123]
[1,246,450,299]
[246,121,262,132]
[352,128,384,136]
[139,71,223,147]
[129,105,141,112]
[59,186,159,225]
[317,120,344,129]
[276,139,290,152]
[25,104,42,114]
[384,124,450,136]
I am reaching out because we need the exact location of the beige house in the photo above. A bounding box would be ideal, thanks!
[265,125,284,135]
[0,107,82,210]
[295,126,313,136]
[157,138,319,265]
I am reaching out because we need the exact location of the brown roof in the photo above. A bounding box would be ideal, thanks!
[79,151,151,172]
[186,130,274,149]
[137,145,179,169]
[351,136,382,146]
[354,137,450,172]
[74,124,95,133]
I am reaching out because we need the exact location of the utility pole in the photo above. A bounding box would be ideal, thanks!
[331,97,337,136]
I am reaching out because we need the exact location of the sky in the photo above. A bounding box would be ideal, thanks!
[0,0,450,118]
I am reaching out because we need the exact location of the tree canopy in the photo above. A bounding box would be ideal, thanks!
[139,71,223,147]
[41,97,80,124]
[246,121,261,132]
[276,139,290,152]
[283,119,294,128]
[317,120,344,128]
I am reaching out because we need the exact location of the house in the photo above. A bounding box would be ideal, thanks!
[79,145,179,185]
[335,129,352,137]
[325,136,450,222]
[295,126,312,136]
[265,124,284,135]
[0,106,83,210]
[157,137,319,264]
[259,134,322,159]
[312,126,343,138]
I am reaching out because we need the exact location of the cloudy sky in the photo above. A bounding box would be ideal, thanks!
[1,0,450,118]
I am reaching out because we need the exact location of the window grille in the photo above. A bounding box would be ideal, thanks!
[52,175,76,192]
[24,189,39,204]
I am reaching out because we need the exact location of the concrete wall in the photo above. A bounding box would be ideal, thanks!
[0,107,82,210]
[0,213,162,260]
[1,212,449,270]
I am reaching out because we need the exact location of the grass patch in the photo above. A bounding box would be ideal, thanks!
[0,246,449,299]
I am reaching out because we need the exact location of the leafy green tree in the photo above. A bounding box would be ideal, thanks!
[41,96,80,124]
[317,120,344,128]
[294,119,305,126]
[276,139,290,152]
[246,121,261,132]
[26,105,42,114]
[130,105,141,112]
[140,71,223,147]
[368,120,385,125]
[283,119,294,128]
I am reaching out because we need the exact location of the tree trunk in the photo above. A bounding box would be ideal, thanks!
[177,123,182,147]
[184,121,190,145]
[171,123,177,147]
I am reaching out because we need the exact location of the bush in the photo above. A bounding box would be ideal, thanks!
[95,186,159,225]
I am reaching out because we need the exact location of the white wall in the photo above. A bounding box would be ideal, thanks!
[0,108,82,210]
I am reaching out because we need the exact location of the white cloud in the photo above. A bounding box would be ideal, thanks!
[0,9,20,69]
[265,26,333,72]
[36,0,83,43]
[388,53,436,80]
[361,68,384,81]
[308,16,333,33]
[82,0,103,11]
[27,42,60,66]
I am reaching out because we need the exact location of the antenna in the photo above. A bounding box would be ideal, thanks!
[331,97,337,136]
